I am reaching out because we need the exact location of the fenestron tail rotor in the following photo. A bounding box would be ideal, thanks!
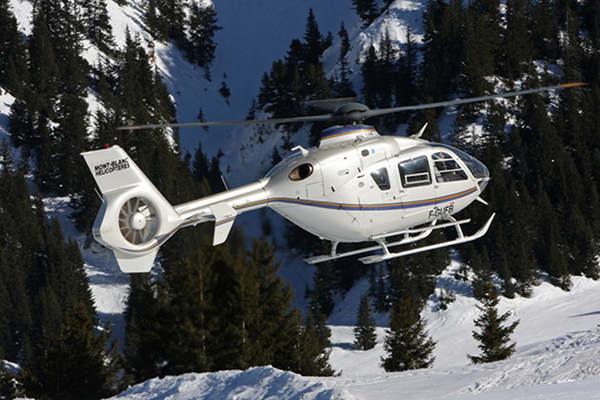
[116,82,587,131]
[118,197,159,245]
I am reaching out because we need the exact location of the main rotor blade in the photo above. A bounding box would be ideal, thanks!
[117,114,333,131]
[365,82,587,119]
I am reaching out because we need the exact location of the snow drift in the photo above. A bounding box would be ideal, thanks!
[107,366,355,400]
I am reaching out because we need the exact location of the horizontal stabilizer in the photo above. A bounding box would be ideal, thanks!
[211,203,237,245]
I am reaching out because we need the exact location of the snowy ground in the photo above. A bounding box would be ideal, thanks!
[108,269,600,400]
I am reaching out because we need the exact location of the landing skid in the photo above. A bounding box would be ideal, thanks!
[304,213,495,264]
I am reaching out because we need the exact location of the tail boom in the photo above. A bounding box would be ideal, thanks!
[82,145,270,272]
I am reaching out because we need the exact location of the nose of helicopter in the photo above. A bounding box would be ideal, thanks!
[478,163,490,192]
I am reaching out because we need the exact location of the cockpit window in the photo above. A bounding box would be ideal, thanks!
[430,143,489,179]
[370,167,390,190]
[398,156,431,187]
[289,163,314,181]
[432,152,468,182]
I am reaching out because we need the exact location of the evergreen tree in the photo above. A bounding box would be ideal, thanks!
[395,26,418,111]
[354,294,377,350]
[28,10,60,115]
[23,301,118,400]
[335,22,355,97]
[353,0,379,27]
[303,9,325,65]
[0,359,18,400]
[82,0,115,53]
[123,273,164,382]
[0,0,27,94]
[310,262,336,317]
[469,286,519,363]
[145,0,166,41]
[247,239,297,368]
[361,45,379,107]
[186,3,221,79]
[381,298,435,371]
[421,0,464,100]
[219,80,231,103]
[295,313,335,376]
[502,0,534,79]
[373,264,388,312]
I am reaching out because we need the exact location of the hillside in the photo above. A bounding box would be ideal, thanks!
[1,0,600,399]
[105,271,600,399]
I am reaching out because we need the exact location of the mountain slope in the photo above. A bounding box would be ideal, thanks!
[107,271,600,399]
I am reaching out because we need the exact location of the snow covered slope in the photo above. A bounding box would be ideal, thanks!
[328,263,600,371]
[107,330,600,400]
[107,367,356,400]
[108,271,600,400]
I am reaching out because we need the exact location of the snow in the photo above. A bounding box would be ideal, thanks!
[8,0,32,36]
[107,270,600,400]
[0,89,15,143]
[328,262,600,374]
[107,367,356,400]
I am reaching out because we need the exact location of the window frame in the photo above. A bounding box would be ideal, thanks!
[370,167,391,191]
[288,163,314,181]
[432,152,468,183]
[397,156,432,188]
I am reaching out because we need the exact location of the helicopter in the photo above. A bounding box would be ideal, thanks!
[82,82,586,273]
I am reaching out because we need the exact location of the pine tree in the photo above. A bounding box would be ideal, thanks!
[335,22,355,96]
[123,273,164,382]
[23,301,118,400]
[354,294,377,350]
[303,9,325,65]
[353,0,379,27]
[29,10,60,115]
[381,298,435,371]
[373,264,388,312]
[310,262,335,317]
[145,0,167,41]
[502,0,534,79]
[247,239,297,367]
[0,359,18,400]
[186,3,221,79]
[295,313,335,376]
[82,0,115,53]
[469,285,519,363]
[0,0,27,94]
[361,45,379,107]
[421,0,464,100]
[395,26,418,112]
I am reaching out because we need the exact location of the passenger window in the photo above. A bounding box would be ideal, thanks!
[370,167,390,190]
[289,163,313,181]
[398,156,431,188]
[432,152,467,182]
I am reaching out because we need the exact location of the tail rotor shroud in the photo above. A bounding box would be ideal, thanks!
[118,197,159,245]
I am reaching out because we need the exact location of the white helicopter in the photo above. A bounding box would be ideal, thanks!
[82,82,585,273]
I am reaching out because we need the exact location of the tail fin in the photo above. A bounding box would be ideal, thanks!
[81,146,181,273]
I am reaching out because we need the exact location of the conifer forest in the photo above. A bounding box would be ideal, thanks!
[0,0,599,399]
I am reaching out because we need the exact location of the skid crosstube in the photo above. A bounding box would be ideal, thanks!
[305,214,495,265]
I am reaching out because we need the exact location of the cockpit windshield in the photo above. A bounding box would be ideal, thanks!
[431,144,489,179]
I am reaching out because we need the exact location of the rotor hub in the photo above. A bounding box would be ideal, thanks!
[130,212,147,230]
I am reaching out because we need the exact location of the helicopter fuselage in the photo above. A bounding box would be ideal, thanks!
[86,83,581,271]
[257,125,488,243]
